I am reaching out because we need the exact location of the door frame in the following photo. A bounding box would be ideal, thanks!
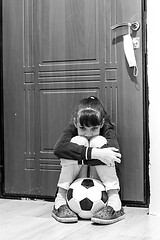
[0,0,4,197]
[0,0,149,206]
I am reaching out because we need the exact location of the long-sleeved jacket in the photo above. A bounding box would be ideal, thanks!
[54,123,120,166]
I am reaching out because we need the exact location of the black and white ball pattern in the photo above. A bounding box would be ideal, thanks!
[66,178,108,219]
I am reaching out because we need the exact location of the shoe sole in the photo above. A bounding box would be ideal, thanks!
[91,215,124,225]
[52,212,78,223]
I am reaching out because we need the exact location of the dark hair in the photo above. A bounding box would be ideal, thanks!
[70,96,115,129]
[78,108,102,127]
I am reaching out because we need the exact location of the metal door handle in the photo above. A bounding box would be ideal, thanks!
[111,22,140,31]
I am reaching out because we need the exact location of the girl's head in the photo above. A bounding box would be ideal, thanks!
[71,96,113,139]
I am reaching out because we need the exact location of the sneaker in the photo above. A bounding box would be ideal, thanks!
[91,205,125,225]
[52,204,78,223]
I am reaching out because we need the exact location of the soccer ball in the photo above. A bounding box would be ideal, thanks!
[66,178,108,219]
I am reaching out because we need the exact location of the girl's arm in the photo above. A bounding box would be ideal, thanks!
[54,124,103,164]
[54,124,121,165]
[93,126,121,166]
[100,125,120,149]
[54,124,87,161]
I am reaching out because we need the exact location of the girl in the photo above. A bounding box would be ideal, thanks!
[52,96,124,224]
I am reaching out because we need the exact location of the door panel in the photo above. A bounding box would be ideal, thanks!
[3,0,145,203]
[40,0,97,62]
[116,0,144,201]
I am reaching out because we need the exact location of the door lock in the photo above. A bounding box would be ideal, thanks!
[132,37,140,49]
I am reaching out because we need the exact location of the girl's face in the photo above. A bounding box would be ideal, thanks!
[74,108,104,139]
[75,121,102,140]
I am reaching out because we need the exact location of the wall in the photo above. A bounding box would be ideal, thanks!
[148,1,160,215]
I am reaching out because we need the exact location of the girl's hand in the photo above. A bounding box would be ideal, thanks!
[91,147,121,166]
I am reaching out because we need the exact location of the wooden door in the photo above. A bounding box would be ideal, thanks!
[3,0,147,203]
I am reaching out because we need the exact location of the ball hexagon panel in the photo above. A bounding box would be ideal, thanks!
[68,198,81,214]
[79,210,93,219]
[86,186,102,202]
[72,185,88,201]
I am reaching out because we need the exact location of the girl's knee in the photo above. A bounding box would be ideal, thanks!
[71,136,89,147]
[90,136,107,148]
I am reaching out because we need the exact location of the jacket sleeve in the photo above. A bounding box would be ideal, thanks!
[102,126,120,150]
[54,124,87,161]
